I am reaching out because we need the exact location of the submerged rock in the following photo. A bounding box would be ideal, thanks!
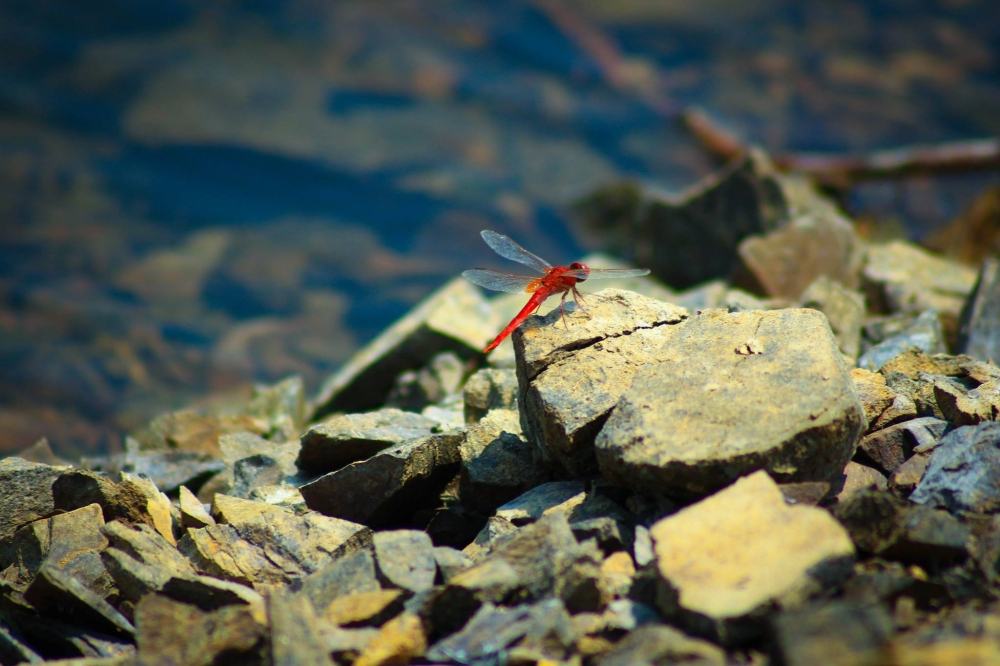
[597,308,864,497]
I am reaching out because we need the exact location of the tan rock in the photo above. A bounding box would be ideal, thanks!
[650,471,853,633]
[122,473,175,546]
[178,485,214,529]
[599,551,636,598]
[354,612,426,666]
[323,589,404,627]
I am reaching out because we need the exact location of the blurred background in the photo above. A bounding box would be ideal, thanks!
[1,0,998,457]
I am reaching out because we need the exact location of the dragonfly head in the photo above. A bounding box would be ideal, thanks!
[569,261,590,282]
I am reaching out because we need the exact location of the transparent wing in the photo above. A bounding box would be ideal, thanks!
[569,267,651,280]
[462,269,535,293]
[480,229,551,274]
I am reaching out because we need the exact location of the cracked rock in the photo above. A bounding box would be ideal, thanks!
[463,368,519,423]
[911,422,1000,514]
[597,308,864,497]
[459,409,546,514]
[515,289,688,475]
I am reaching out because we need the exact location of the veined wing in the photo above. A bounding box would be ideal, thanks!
[480,230,551,275]
[462,269,536,293]
[569,267,651,280]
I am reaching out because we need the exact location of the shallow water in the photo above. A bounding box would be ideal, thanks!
[1,0,998,456]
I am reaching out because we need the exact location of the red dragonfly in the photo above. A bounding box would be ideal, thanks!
[463,229,650,353]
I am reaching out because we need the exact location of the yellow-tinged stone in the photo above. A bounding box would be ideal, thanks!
[123,472,175,545]
[178,485,215,529]
[600,551,636,597]
[892,638,1000,666]
[324,589,403,626]
[354,613,426,666]
[650,471,853,620]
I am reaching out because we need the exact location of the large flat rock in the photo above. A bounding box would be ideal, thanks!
[650,471,854,642]
[515,289,687,475]
[596,308,864,497]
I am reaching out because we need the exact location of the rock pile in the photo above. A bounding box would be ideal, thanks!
[2,153,999,665]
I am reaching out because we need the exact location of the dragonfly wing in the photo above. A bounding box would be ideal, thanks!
[462,269,534,293]
[571,267,651,280]
[481,230,551,274]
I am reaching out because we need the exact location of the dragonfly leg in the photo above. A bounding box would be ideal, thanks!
[571,287,591,317]
[559,291,570,328]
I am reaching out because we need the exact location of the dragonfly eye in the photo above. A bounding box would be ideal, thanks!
[569,261,590,280]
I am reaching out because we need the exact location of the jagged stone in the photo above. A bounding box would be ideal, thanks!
[0,458,65,542]
[130,409,270,458]
[299,432,462,526]
[297,408,439,475]
[934,377,1000,425]
[134,593,264,665]
[911,422,1000,514]
[121,473,175,546]
[459,409,546,514]
[597,308,864,497]
[859,310,947,371]
[267,588,332,666]
[372,530,436,594]
[462,516,517,561]
[495,481,586,525]
[890,452,932,492]
[300,550,381,612]
[463,368,519,423]
[880,350,1000,420]
[858,417,949,474]
[650,472,854,643]
[851,368,917,433]
[516,289,688,475]
[1,503,110,596]
[312,277,498,417]
[354,612,426,666]
[323,589,404,628]
[177,485,214,529]
[24,564,134,637]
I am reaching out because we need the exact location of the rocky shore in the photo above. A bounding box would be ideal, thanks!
[1,153,998,665]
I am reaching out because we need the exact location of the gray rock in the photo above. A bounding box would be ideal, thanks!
[178,524,286,587]
[0,458,64,542]
[134,594,264,665]
[516,289,688,475]
[267,588,332,666]
[311,277,498,417]
[463,516,518,560]
[428,599,575,665]
[244,375,308,442]
[459,409,547,513]
[158,575,264,616]
[889,452,932,492]
[219,431,299,475]
[0,623,41,665]
[119,450,224,495]
[799,276,865,360]
[373,530,436,594]
[596,623,725,666]
[231,455,285,497]
[297,408,439,475]
[773,600,893,666]
[911,422,1000,514]
[834,490,970,566]
[300,549,381,611]
[386,351,465,411]
[959,257,1000,364]
[650,472,854,643]
[851,368,917,433]
[597,308,864,497]
[858,417,949,474]
[463,368,519,423]
[495,481,586,525]
[299,431,462,525]
[858,310,947,371]
[878,350,1000,419]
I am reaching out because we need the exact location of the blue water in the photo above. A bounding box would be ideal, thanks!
[1,0,998,455]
